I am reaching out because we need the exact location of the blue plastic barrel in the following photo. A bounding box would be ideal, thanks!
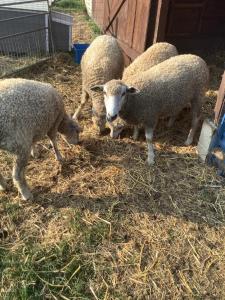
[73,43,89,64]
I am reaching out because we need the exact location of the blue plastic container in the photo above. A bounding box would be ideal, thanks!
[73,43,89,64]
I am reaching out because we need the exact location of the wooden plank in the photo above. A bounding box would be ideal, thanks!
[215,72,225,124]
[117,39,141,60]
[125,0,137,47]
[132,0,151,53]
[92,0,105,27]
[153,0,170,42]
[103,0,127,32]
[102,0,150,62]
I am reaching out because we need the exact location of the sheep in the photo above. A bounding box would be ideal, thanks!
[90,54,209,165]
[110,42,178,139]
[123,42,178,80]
[0,78,81,200]
[73,34,124,135]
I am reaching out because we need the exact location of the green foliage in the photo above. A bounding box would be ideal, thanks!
[53,0,85,11]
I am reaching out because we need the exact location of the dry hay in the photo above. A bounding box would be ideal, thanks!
[0,55,45,78]
[0,49,225,298]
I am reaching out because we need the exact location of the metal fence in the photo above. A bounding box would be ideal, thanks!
[0,0,54,77]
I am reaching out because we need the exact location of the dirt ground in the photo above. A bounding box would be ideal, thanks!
[0,10,225,300]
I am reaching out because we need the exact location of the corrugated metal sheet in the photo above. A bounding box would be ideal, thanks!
[0,0,49,12]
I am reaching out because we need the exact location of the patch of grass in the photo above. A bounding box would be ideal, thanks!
[0,209,112,299]
[53,0,86,11]
[86,18,102,38]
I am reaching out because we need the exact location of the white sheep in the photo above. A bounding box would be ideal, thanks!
[123,42,178,80]
[0,78,81,200]
[73,35,124,135]
[91,54,209,165]
[110,42,178,139]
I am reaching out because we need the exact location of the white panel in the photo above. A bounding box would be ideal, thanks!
[1,0,49,12]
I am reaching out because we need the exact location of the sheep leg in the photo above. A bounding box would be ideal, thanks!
[12,151,33,200]
[73,90,89,119]
[49,138,63,162]
[31,144,40,159]
[185,101,201,146]
[133,126,140,140]
[47,128,64,162]
[0,173,7,191]
[145,127,155,165]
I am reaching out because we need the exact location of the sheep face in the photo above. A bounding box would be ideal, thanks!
[90,80,139,123]
[58,115,82,145]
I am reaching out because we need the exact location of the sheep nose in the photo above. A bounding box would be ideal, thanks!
[107,114,117,122]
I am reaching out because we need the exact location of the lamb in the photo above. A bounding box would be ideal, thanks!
[91,54,209,165]
[0,78,81,200]
[111,42,178,138]
[73,35,124,135]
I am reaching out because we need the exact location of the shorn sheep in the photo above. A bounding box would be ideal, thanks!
[91,54,209,165]
[73,35,124,135]
[111,42,178,138]
[0,78,81,200]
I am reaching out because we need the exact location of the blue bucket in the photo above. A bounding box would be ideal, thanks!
[73,43,89,64]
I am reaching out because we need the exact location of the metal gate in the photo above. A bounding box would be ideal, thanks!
[0,0,54,77]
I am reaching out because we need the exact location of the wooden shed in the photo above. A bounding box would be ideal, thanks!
[92,0,225,64]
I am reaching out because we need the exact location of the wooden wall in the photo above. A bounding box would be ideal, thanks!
[94,0,225,62]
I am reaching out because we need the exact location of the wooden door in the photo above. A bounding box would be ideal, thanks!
[103,0,152,63]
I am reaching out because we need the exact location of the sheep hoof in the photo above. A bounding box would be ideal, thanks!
[0,178,8,192]
[57,157,64,165]
[21,190,33,201]
[31,146,41,159]
[146,158,155,166]
[184,138,192,146]
[0,184,7,192]
[110,131,119,139]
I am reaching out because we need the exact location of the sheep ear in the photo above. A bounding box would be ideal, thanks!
[90,85,104,92]
[127,86,139,94]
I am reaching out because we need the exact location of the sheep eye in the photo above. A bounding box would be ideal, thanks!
[122,92,126,97]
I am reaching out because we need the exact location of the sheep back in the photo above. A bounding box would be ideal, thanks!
[121,54,209,127]
[123,42,178,81]
[0,78,64,152]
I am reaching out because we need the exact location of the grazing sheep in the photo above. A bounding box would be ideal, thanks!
[0,78,81,200]
[73,35,124,135]
[111,42,178,139]
[91,54,209,165]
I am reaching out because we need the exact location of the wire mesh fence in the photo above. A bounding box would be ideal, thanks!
[52,0,103,43]
[0,0,105,76]
[0,0,54,77]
